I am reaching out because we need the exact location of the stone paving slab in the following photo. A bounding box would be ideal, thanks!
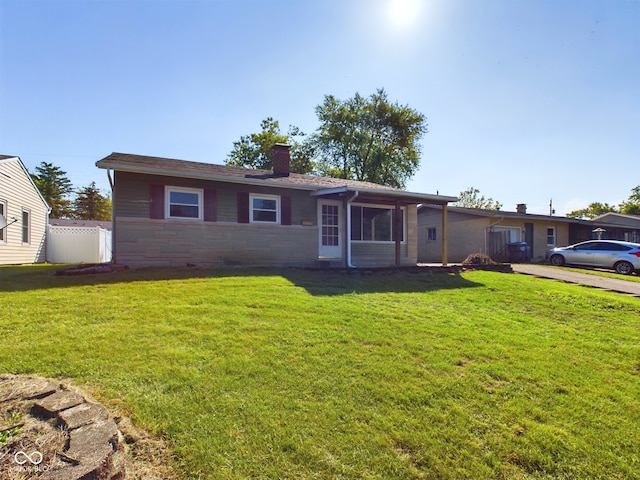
[68,419,120,455]
[41,444,115,480]
[1,374,126,480]
[32,390,85,417]
[0,376,58,402]
[58,402,110,430]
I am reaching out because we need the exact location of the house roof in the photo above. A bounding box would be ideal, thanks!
[419,204,593,224]
[592,212,640,227]
[419,204,640,229]
[96,152,457,205]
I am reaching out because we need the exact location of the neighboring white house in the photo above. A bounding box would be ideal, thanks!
[0,155,51,265]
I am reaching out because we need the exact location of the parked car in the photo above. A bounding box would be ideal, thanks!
[545,240,640,275]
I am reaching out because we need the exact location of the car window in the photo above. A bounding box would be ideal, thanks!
[574,242,597,251]
[600,242,631,251]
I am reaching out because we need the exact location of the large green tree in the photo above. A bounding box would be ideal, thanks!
[619,185,640,215]
[72,182,112,220]
[455,187,502,210]
[565,185,640,219]
[30,162,74,218]
[566,202,617,220]
[226,117,315,174]
[312,88,427,188]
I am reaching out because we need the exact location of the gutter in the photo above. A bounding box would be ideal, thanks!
[345,190,359,268]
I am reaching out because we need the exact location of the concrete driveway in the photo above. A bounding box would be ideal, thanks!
[512,264,640,297]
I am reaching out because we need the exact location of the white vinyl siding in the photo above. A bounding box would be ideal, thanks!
[0,157,49,264]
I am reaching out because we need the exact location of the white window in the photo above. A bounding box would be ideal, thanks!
[546,227,556,246]
[350,204,405,242]
[22,209,30,244]
[0,199,6,243]
[250,194,280,224]
[321,203,340,246]
[166,187,203,220]
[427,227,437,242]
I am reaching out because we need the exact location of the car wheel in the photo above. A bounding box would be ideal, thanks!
[614,261,634,275]
[549,254,565,266]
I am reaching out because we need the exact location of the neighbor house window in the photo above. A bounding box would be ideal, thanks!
[427,227,437,242]
[0,200,6,243]
[22,209,30,244]
[166,187,203,220]
[250,194,280,224]
[546,227,556,246]
[350,204,405,242]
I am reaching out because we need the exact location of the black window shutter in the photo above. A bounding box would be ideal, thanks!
[204,189,217,222]
[237,192,250,223]
[150,184,165,219]
[281,196,292,225]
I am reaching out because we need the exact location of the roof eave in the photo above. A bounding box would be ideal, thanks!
[312,186,458,204]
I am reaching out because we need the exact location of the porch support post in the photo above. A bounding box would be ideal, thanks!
[441,203,448,266]
[395,200,401,267]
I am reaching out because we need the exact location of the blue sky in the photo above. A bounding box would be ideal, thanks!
[1,0,638,215]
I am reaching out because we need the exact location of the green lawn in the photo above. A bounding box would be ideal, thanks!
[1,265,639,479]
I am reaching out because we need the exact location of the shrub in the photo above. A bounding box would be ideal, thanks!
[462,253,498,265]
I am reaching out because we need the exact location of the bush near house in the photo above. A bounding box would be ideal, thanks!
[462,252,498,265]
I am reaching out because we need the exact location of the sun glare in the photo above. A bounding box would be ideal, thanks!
[386,0,422,29]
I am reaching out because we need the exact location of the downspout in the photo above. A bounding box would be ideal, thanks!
[442,203,448,266]
[107,169,116,264]
[346,190,359,268]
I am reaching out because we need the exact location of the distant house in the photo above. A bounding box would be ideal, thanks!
[588,213,640,243]
[0,155,51,265]
[96,147,457,268]
[417,204,637,263]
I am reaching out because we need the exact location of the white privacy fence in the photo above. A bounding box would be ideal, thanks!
[47,225,112,264]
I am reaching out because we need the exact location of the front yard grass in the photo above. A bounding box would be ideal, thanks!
[0,265,638,479]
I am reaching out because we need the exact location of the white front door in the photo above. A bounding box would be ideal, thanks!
[318,201,342,258]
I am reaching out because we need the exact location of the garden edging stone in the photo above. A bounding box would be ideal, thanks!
[0,374,125,480]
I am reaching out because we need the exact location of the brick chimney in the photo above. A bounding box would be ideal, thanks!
[272,143,291,177]
[516,203,527,214]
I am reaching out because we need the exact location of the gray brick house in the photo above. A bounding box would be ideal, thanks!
[96,146,456,268]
